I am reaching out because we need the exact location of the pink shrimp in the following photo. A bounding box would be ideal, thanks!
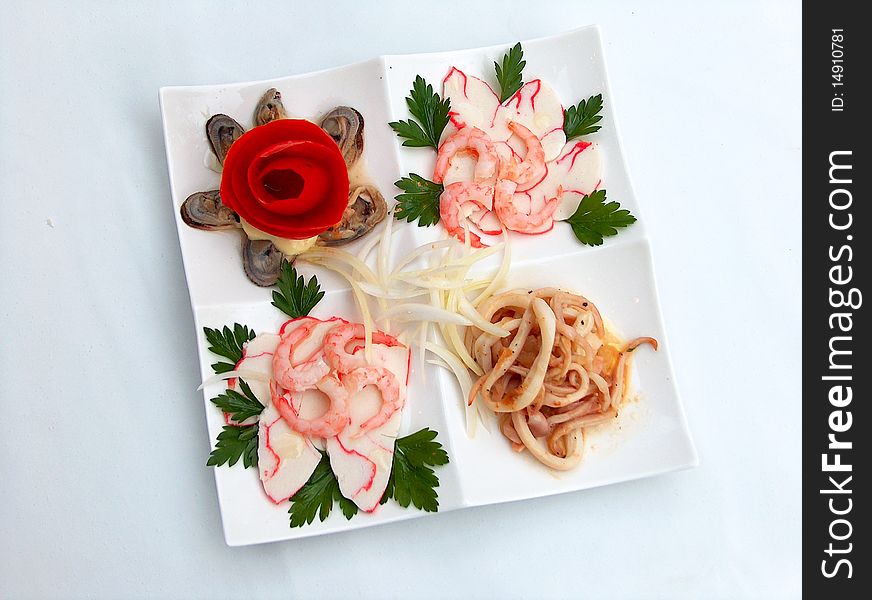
[493,179,559,234]
[323,322,400,373]
[270,374,350,438]
[272,318,338,391]
[433,126,500,185]
[438,181,498,248]
[343,366,403,435]
[500,121,547,192]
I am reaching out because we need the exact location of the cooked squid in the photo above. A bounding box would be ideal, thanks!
[466,288,657,470]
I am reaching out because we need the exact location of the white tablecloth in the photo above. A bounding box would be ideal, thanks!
[0,1,801,598]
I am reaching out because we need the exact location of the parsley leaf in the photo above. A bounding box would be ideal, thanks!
[562,189,636,246]
[203,324,256,374]
[563,94,604,140]
[495,42,526,102]
[209,379,264,422]
[394,174,443,227]
[288,451,358,528]
[380,428,449,512]
[388,119,433,149]
[286,428,449,528]
[206,424,259,468]
[272,259,325,318]
[389,76,451,149]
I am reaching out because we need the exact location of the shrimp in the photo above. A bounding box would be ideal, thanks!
[500,122,547,192]
[493,179,559,234]
[272,318,337,391]
[270,374,350,438]
[439,181,497,248]
[433,126,500,185]
[343,367,403,435]
[323,322,400,372]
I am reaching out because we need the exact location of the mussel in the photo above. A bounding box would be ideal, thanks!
[318,184,387,246]
[185,93,386,286]
[242,238,283,286]
[254,88,288,126]
[180,190,240,230]
[206,114,245,164]
[320,106,364,168]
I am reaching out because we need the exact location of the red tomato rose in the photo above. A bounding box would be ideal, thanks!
[220,119,349,239]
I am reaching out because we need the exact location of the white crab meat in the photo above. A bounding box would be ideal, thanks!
[495,79,566,162]
[225,332,281,426]
[442,67,500,134]
[257,403,321,504]
[519,140,603,222]
[441,70,567,167]
[326,343,411,512]
[550,141,603,220]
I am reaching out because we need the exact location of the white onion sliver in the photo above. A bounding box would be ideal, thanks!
[424,341,478,437]
[472,229,511,308]
[446,242,504,267]
[304,247,379,284]
[356,221,387,263]
[197,369,270,391]
[358,281,429,299]
[377,208,394,287]
[301,255,375,361]
[393,274,474,290]
[458,294,510,338]
[426,358,452,371]
[382,303,473,326]
[443,289,484,376]
[391,239,456,275]
[417,320,428,385]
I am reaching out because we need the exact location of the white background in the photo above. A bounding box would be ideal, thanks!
[0,1,801,598]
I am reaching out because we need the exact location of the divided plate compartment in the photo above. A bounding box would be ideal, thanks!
[159,25,697,546]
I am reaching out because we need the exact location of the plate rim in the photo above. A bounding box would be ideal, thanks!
[159,24,698,546]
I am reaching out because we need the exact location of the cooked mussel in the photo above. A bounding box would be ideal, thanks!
[180,190,240,230]
[206,114,245,164]
[254,88,288,126]
[242,238,283,286]
[319,106,364,168]
[318,184,387,246]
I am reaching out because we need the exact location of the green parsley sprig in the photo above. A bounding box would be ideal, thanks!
[495,42,526,102]
[209,379,264,423]
[562,189,636,246]
[272,259,325,318]
[203,324,256,374]
[380,428,449,512]
[288,451,358,528]
[207,424,259,468]
[563,94,604,140]
[287,428,450,526]
[394,174,443,226]
[389,76,451,149]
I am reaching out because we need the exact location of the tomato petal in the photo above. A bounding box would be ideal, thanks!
[220,119,349,239]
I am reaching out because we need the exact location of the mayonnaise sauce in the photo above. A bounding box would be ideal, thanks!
[240,219,318,256]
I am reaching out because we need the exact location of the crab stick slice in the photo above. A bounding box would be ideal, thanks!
[495,79,566,162]
[518,140,603,223]
[442,67,501,137]
[326,343,411,512]
[549,141,603,220]
[257,403,321,504]
[226,332,281,426]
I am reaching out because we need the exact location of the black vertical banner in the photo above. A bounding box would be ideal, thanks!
[805,2,869,597]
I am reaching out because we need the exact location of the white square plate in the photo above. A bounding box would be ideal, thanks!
[160,25,697,546]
